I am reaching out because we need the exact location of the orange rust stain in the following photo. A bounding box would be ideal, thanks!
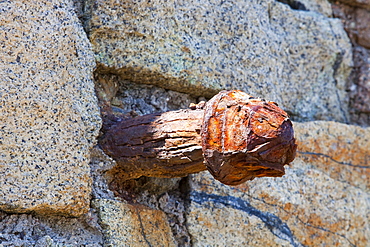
[181,46,191,53]
[201,90,297,185]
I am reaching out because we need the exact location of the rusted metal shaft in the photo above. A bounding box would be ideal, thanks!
[99,90,297,185]
[100,109,206,181]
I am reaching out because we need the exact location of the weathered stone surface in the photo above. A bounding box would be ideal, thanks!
[87,0,352,122]
[0,210,103,246]
[0,0,101,216]
[90,148,191,246]
[95,74,197,117]
[187,191,300,246]
[349,45,370,126]
[332,3,370,49]
[354,8,370,48]
[278,0,333,16]
[332,2,370,126]
[186,121,369,246]
[294,121,370,191]
[92,199,176,247]
[334,0,370,9]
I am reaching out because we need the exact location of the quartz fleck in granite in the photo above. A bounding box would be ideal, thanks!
[87,0,352,122]
[0,0,101,216]
[187,121,369,246]
[92,199,176,247]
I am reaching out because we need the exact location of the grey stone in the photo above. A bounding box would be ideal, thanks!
[87,0,352,122]
[92,75,196,245]
[90,147,117,201]
[35,236,55,247]
[158,192,191,246]
[95,74,197,116]
[0,210,103,246]
[92,199,176,247]
[0,0,101,216]
[278,0,333,16]
[332,2,370,126]
[186,121,370,246]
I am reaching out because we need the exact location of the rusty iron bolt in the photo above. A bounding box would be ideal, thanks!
[99,90,297,186]
[201,90,297,185]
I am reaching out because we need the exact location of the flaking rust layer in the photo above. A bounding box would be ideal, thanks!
[100,90,297,186]
[201,90,297,185]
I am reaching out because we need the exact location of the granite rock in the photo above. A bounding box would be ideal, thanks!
[331,3,370,49]
[334,0,370,9]
[92,199,176,247]
[186,121,369,246]
[89,147,117,201]
[349,45,370,126]
[0,0,101,216]
[92,76,196,245]
[95,73,197,117]
[0,210,103,246]
[354,8,370,48]
[87,0,352,122]
[294,121,370,191]
[278,0,333,16]
[332,2,370,126]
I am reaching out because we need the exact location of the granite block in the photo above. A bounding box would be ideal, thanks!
[0,210,102,246]
[87,0,352,122]
[0,0,101,216]
[186,121,369,246]
[92,199,176,247]
[277,0,332,16]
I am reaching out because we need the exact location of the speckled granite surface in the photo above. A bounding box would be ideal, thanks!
[279,0,333,16]
[0,0,101,216]
[0,0,368,246]
[87,0,352,122]
[186,121,369,246]
[0,210,102,246]
[92,199,176,247]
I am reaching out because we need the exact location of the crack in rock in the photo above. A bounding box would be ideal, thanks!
[190,191,304,247]
[298,151,369,169]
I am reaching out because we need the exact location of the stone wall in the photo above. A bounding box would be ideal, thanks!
[0,0,368,246]
[331,0,370,125]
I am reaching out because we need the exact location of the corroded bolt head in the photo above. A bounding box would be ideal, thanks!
[201,90,297,185]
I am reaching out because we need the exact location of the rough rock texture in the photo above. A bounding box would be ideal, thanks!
[87,0,352,122]
[186,121,369,246]
[91,78,195,246]
[294,121,369,190]
[90,147,117,201]
[0,210,102,246]
[333,0,370,9]
[92,199,176,247]
[1,0,369,246]
[278,0,333,16]
[0,0,101,216]
[89,148,191,246]
[95,73,197,117]
[331,1,370,126]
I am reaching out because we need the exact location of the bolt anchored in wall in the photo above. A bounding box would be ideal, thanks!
[99,90,297,186]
